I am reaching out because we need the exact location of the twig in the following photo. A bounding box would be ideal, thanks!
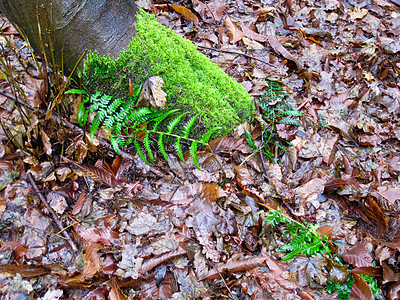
[0,87,136,161]
[27,173,78,252]
[197,45,277,68]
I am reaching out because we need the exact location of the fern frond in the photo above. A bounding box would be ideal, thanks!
[175,136,185,163]
[110,136,125,154]
[183,114,200,138]
[143,131,154,161]
[151,109,180,131]
[90,113,104,142]
[78,97,89,126]
[279,117,302,126]
[158,133,168,162]
[200,127,220,145]
[103,114,115,130]
[134,136,153,166]
[190,140,200,170]
[278,110,304,117]
[245,129,257,151]
[167,113,188,134]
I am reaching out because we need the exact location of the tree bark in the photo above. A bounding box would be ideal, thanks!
[0,0,139,74]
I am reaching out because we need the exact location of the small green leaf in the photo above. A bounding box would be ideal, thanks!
[278,110,304,117]
[201,127,220,145]
[158,132,168,162]
[134,136,153,166]
[245,129,257,151]
[110,136,121,154]
[279,117,302,126]
[175,136,185,163]
[144,131,154,161]
[65,88,88,95]
[167,113,188,134]
[183,114,200,138]
[190,140,200,170]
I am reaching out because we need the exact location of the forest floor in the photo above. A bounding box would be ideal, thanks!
[0,0,400,299]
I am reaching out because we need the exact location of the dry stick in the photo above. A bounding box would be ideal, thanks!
[0,88,136,161]
[196,45,277,68]
[27,173,78,251]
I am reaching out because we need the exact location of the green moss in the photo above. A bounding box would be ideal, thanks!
[83,10,253,135]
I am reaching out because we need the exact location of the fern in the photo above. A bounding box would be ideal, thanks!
[264,207,331,261]
[247,80,304,161]
[66,88,221,170]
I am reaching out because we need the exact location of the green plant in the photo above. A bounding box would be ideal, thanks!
[326,274,382,300]
[326,276,353,300]
[247,80,303,160]
[265,208,383,299]
[264,207,331,261]
[83,9,254,136]
[66,89,221,170]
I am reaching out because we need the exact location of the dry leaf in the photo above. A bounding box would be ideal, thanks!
[40,129,52,157]
[224,16,244,44]
[136,76,167,109]
[351,272,374,300]
[169,4,199,25]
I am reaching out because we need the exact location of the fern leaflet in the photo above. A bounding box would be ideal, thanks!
[190,140,200,169]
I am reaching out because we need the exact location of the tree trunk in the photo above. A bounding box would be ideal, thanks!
[0,0,139,74]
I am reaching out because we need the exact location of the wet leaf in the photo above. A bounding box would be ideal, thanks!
[350,272,374,300]
[288,256,327,286]
[47,191,68,215]
[0,264,50,277]
[342,242,373,267]
[200,255,267,280]
[234,165,254,188]
[78,227,119,246]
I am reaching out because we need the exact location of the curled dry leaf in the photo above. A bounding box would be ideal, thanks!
[40,129,52,157]
[199,256,267,280]
[169,4,199,25]
[78,227,119,246]
[0,241,29,260]
[0,264,49,278]
[224,16,244,44]
[265,22,303,70]
[136,76,167,109]
[82,242,102,279]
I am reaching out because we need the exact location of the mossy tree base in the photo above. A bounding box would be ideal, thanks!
[85,10,253,135]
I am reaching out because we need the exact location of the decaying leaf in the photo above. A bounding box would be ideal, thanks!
[288,255,327,286]
[200,255,267,280]
[169,4,199,25]
[342,242,373,267]
[351,272,374,300]
[136,76,167,109]
[224,16,244,44]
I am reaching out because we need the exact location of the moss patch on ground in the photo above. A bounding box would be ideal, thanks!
[83,10,253,134]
